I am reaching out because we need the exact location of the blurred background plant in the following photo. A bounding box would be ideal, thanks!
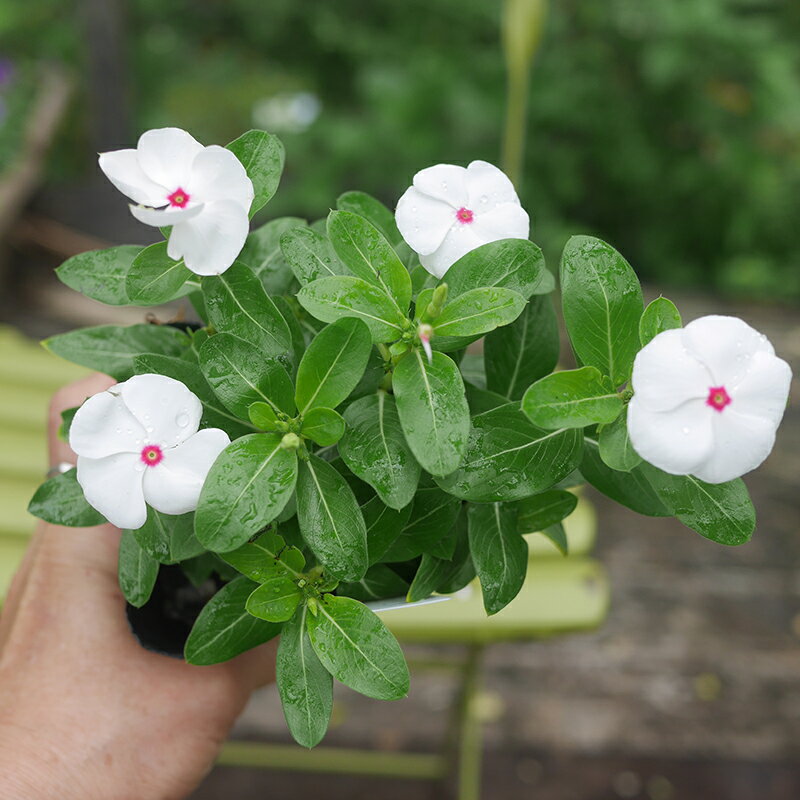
[3,0,800,299]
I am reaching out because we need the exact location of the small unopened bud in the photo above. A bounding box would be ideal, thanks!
[418,323,434,364]
[280,432,301,450]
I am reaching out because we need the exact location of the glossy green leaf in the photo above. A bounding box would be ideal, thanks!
[200,333,295,419]
[126,242,193,305]
[277,606,333,749]
[339,564,409,602]
[43,324,189,380]
[464,382,508,415]
[560,235,644,385]
[436,403,583,502]
[295,317,372,414]
[541,522,569,555]
[639,464,755,545]
[468,502,528,615]
[443,238,553,300]
[185,576,281,665]
[56,244,140,305]
[516,489,578,533]
[296,455,368,581]
[522,366,623,429]
[246,574,302,622]
[28,468,105,527]
[248,401,280,431]
[226,129,285,215]
[202,262,292,357]
[239,217,306,294]
[306,594,409,700]
[118,530,159,608]
[340,392,421,510]
[280,226,349,285]
[298,275,408,343]
[393,349,471,476]
[597,407,642,471]
[195,433,298,552]
[327,210,412,312]
[337,191,402,244]
[301,407,345,446]
[407,554,450,602]
[362,496,412,565]
[432,287,525,338]
[435,515,476,594]
[484,294,559,400]
[639,296,682,346]
[132,508,204,564]
[221,529,306,583]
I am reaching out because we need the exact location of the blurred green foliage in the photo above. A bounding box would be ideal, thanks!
[3,0,800,298]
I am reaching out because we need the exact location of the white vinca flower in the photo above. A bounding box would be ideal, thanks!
[628,315,792,484]
[98,127,254,275]
[70,374,230,529]
[395,160,529,279]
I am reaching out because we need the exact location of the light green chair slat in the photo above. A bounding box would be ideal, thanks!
[0,383,55,430]
[0,327,90,389]
[0,425,49,480]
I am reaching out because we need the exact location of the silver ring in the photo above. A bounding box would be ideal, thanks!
[47,461,76,479]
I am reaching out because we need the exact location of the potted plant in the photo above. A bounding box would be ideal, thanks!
[28,127,792,748]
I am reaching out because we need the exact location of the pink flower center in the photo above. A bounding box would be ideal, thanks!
[706,385,731,412]
[140,444,164,467]
[167,187,190,208]
[455,207,474,224]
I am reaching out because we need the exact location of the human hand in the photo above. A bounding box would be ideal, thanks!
[0,374,276,800]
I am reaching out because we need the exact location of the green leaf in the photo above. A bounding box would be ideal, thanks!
[185,576,281,665]
[435,515,476,594]
[43,324,189,381]
[272,294,306,373]
[436,403,583,502]
[307,594,409,700]
[597,407,642,472]
[639,464,755,545]
[248,401,280,431]
[516,489,578,533]
[277,606,333,748]
[200,333,295,419]
[443,239,553,300]
[118,530,159,608]
[468,502,528,615]
[339,564,409,602]
[246,574,302,622]
[393,349,471,476]
[407,554,450,602]
[295,317,372,414]
[464,382,508,415]
[301,407,345,446]
[521,366,623,429]
[432,287,526,338]
[195,433,298,552]
[221,530,306,582]
[226,129,285,216]
[639,296,682,346]
[56,244,139,305]
[280,227,349,285]
[484,294,559,400]
[28,468,105,527]
[327,210,412,312]
[580,438,669,516]
[297,276,408,343]
[239,217,306,294]
[362,496,412,565]
[560,235,644,386]
[202,262,292,357]
[340,392,421,510]
[126,242,193,305]
[296,455,368,581]
[541,523,569,555]
[337,191,402,244]
[132,508,204,564]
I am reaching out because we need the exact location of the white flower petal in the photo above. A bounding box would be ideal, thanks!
[420,224,485,279]
[470,203,530,242]
[412,164,469,208]
[188,145,254,211]
[631,329,712,411]
[693,409,777,484]
[142,428,230,516]
[129,202,205,228]
[166,199,250,276]
[627,397,714,475]
[730,350,792,427]
[69,387,147,458]
[683,315,774,387]
[119,374,202,449]
[395,186,455,256]
[136,127,204,190]
[466,160,520,210]
[76,452,146,529]
[98,149,167,206]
